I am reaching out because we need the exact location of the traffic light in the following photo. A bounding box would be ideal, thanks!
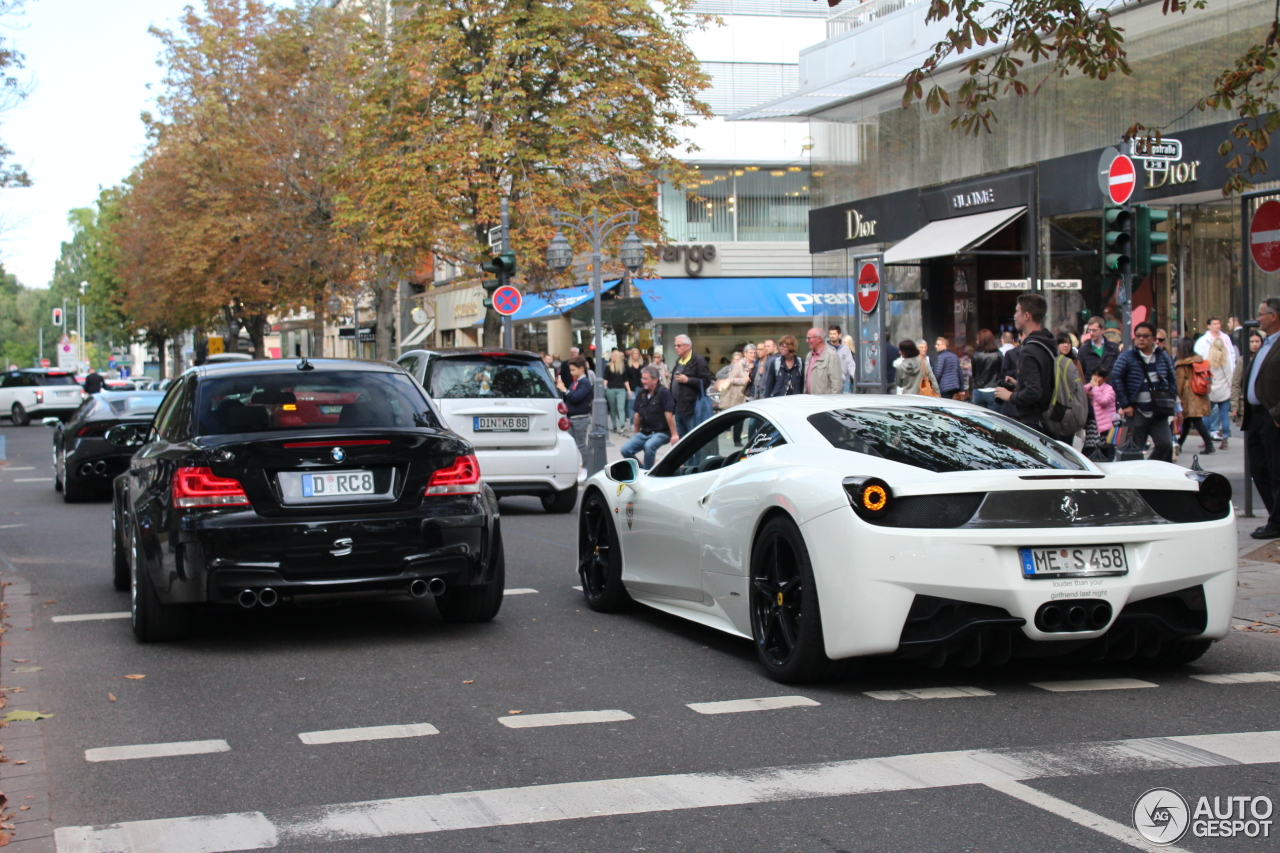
[1103,205,1133,272]
[481,278,500,309]
[1134,205,1169,275]
[481,250,516,278]
[51,307,63,327]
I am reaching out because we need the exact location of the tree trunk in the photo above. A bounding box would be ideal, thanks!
[373,275,397,362]
[483,306,502,347]
[170,335,183,377]
[312,296,326,358]
[152,333,169,379]
[245,313,269,360]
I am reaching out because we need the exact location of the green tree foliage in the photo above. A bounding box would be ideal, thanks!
[0,0,31,189]
[0,265,58,368]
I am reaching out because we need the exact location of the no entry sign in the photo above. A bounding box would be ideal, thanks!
[1107,154,1137,205]
[1251,200,1280,273]
[857,261,881,314]
[492,285,522,316]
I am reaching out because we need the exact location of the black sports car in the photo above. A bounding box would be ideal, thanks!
[48,391,166,502]
[108,358,504,641]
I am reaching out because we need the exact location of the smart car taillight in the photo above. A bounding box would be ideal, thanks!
[557,402,567,415]
[425,454,482,495]
[558,417,571,431]
[173,467,251,508]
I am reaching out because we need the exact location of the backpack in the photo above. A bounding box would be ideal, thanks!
[1043,355,1087,438]
[1190,360,1211,396]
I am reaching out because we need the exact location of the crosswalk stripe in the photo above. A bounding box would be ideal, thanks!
[1031,678,1157,693]
[52,612,131,623]
[864,686,994,701]
[1190,671,1280,684]
[84,740,231,763]
[498,710,633,729]
[687,696,819,715]
[298,724,439,745]
[55,729,1280,852]
[505,588,538,595]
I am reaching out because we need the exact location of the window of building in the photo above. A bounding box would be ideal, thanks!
[660,165,809,242]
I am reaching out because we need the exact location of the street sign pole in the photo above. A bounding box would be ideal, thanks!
[501,198,513,349]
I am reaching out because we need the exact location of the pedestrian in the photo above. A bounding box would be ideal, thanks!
[752,338,777,399]
[83,370,105,395]
[559,346,579,389]
[620,365,678,470]
[969,330,1002,411]
[1157,328,1172,356]
[555,356,593,475]
[1174,335,1216,456]
[1111,321,1177,462]
[1086,367,1118,459]
[1079,315,1120,380]
[933,335,963,399]
[604,349,629,434]
[804,327,844,395]
[1232,329,1264,423]
[651,345,672,388]
[671,333,713,435]
[842,334,857,387]
[998,330,1017,355]
[894,339,939,395]
[719,345,753,410]
[624,347,645,424]
[994,292,1056,433]
[1195,317,1237,448]
[763,335,804,397]
[1244,298,1280,538]
[827,325,857,392]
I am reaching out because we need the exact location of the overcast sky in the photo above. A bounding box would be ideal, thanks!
[0,0,190,289]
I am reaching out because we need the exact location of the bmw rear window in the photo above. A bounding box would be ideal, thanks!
[808,407,1086,473]
[428,356,556,399]
[195,371,439,435]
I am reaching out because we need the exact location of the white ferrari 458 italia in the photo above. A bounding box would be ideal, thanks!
[577,395,1236,683]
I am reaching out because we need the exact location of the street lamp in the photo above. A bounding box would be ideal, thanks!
[545,210,645,476]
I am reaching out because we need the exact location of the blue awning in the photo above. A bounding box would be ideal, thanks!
[509,281,621,323]
[635,278,818,321]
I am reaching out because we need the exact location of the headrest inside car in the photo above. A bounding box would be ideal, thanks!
[250,390,297,405]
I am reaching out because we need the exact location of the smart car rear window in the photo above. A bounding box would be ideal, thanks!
[195,371,439,435]
[808,407,1086,473]
[428,357,556,399]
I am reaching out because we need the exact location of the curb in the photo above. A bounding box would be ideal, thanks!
[0,545,56,853]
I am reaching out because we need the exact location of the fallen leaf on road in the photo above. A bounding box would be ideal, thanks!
[13,761,26,765]
[123,674,145,680]
[508,710,523,715]
[0,711,52,722]
[0,687,25,693]
[42,600,55,604]
[107,693,116,702]
[10,667,40,673]
[18,807,27,812]
[462,680,474,684]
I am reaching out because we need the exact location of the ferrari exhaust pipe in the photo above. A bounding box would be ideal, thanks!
[258,588,278,608]
[93,461,107,475]
[1088,601,1112,630]
[1066,605,1087,630]
[238,589,259,609]
[1037,603,1063,631]
[409,579,429,598]
[428,578,446,596]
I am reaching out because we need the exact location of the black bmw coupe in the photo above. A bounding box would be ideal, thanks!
[108,358,504,641]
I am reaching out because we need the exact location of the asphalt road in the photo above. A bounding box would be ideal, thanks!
[1,421,1279,853]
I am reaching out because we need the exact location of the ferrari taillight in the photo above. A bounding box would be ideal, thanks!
[172,467,251,509]
[425,454,482,496]
[843,476,892,521]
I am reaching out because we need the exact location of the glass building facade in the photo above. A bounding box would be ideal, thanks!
[659,166,811,243]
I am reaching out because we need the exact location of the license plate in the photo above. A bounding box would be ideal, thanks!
[57,390,78,397]
[320,405,342,415]
[474,416,529,432]
[301,470,374,498]
[1020,545,1128,579]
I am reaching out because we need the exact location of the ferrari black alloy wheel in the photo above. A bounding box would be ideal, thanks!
[578,492,630,612]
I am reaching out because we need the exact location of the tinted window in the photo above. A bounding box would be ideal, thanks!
[195,370,439,435]
[39,373,79,386]
[2,372,26,388]
[428,357,556,399]
[652,412,785,477]
[808,407,1086,473]
[150,381,185,441]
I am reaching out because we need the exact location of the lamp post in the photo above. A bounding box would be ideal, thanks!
[545,210,647,476]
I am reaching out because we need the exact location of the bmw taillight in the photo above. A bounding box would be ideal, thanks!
[173,467,251,508]
[425,454,482,496]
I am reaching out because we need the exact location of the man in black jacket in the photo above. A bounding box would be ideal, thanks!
[671,334,713,436]
[995,292,1056,433]
[1078,316,1119,381]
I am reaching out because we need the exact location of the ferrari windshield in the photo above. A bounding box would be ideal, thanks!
[808,406,1087,473]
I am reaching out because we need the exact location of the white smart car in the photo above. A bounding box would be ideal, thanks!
[398,348,579,512]
[579,395,1236,683]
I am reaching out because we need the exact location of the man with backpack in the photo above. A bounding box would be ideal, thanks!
[994,292,1056,434]
[1112,321,1177,462]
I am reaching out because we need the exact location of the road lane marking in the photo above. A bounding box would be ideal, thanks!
[864,686,994,701]
[687,696,819,715]
[571,585,583,591]
[85,739,231,763]
[13,478,53,483]
[52,612,131,623]
[0,523,27,529]
[55,729,1280,852]
[298,724,439,746]
[985,779,1193,853]
[1030,678,1157,693]
[498,710,633,729]
[505,588,538,595]
[1190,670,1280,684]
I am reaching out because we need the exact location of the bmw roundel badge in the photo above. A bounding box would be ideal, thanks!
[331,447,346,463]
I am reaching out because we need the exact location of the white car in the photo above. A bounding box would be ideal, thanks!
[398,348,579,512]
[578,395,1236,683]
[1,368,87,425]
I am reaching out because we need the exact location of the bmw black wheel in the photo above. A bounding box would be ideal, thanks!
[435,522,505,623]
[130,527,183,642]
[749,516,849,683]
[578,492,630,612]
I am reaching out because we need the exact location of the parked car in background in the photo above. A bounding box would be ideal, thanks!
[0,368,87,425]
[47,390,165,502]
[204,352,254,364]
[397,348,579,513]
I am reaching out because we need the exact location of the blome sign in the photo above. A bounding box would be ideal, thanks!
[1132,787,1273,844]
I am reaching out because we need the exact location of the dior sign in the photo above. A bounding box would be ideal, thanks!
[846,209,877,239]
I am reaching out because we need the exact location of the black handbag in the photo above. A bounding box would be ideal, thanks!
[1142,357,1177,417]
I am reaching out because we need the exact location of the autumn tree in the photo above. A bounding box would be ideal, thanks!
[0,0,30,192]
[339,0,711,345]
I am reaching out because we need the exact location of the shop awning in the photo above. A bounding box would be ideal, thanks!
[399,318,435,349]
[635,278,816,322]
[509,281,621,323]
[883,206,1026,264]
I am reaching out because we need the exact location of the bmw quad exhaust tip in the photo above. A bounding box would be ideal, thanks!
[427,578,446,596]
[238,589,259,609]
[409,579,429,598]
[258,588,278,608]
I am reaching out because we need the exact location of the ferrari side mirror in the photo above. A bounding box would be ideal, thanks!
[607,458,639,484]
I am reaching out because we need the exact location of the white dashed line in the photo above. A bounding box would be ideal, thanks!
[505,588,538,595]
[13,478,53,483]
[1,467,35,471]
[498,710,633,729]
[687,695,819,715]
[85,739,231,763]
[52,612,131,623]
[864,686,994,701]
[571,585,583,591]
[298,723,439,745]
[1190,671,1280,684]
[1031,678,1157,693]
[0,523,27,529]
